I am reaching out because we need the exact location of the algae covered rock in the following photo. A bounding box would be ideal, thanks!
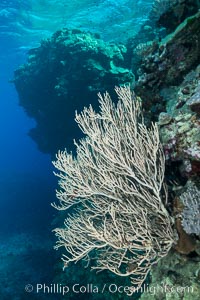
[135,11,200,104]
[187,81,200,115]
[156,65,200,177]
[140,250,200,300]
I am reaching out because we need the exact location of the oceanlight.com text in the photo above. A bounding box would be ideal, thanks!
[24,282,194,296]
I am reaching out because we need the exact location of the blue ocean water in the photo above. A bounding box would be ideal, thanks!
[0,1,154,299]
[0,38,57,300]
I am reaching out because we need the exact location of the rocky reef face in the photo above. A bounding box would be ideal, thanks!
[132,5,200,299]
[14,29,134,153]
[130,9,200,182]
[140,247,200,300]
[159,72,200,178]
[134,11,200,114]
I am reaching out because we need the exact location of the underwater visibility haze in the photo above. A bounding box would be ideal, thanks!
[1,0,200,299]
